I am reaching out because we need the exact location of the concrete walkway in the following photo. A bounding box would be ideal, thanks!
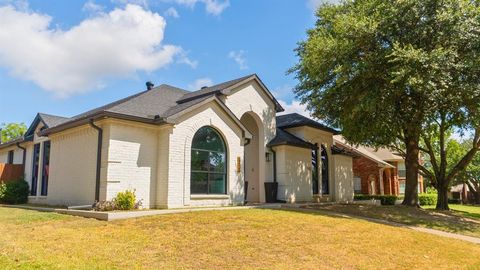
[278,204,480,245]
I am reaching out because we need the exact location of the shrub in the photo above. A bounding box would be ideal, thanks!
[114,190,136,210]
[419,193,437,206]
[354,194,398,205]
[92,189,142,211]
[0,179,30,204]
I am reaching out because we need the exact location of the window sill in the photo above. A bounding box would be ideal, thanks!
[190,194,230,200]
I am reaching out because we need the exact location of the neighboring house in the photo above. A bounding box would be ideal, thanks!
[334,136,424,196]
[0,74,355,208]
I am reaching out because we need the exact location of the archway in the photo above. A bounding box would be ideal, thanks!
[241,113,261,203]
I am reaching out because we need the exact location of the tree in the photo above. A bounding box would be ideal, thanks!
[290,0,480,208]
[451,139,480,204]
[0,123,27,143]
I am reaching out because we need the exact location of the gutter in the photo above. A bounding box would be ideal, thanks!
[16,142,26,166]
[89,119,103,202]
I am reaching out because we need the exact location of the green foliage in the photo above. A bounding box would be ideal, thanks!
[0,123,27,142]
[419,194,437,206]
[114,190,137,210]
[291,0,480,208]
[425,187,438,194]
[354,194,398,205]
[92,189,142,211]
[0,180,30,204]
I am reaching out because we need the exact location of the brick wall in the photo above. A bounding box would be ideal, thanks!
[352,156,381,195]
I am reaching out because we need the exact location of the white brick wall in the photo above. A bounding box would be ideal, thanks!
[45,125,97,206]
[105,120,158,208]
[333,154,354,202]
[223,80,277,202]
[275,145,312,203]
[0,147,23,165]
[167,101,245,208]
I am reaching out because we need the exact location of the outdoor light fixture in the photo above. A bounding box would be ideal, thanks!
[265,152,271,162]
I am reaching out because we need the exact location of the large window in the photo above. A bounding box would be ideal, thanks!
[191,126,227,195]
[31,143,40,196]
[40,141,51,196]
[398,162,406,178]
[321,145,329,195]
[7,150,14,164]
[312,147,319,195]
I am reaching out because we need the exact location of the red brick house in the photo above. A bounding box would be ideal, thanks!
[334,136,424,196]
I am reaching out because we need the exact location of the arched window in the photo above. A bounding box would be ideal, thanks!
[191,126,227,194]
[321,145,329,195]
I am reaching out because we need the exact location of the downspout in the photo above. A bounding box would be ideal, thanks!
[89,119,102,202]
[16,142,26,166]
[270,147,277,183]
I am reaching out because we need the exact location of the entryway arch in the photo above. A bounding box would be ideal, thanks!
[240,112,263,203]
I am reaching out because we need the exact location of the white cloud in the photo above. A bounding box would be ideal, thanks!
[188,77,213,90]
[0,4,188,98]
[164,7,179,18]
[111,0,149,8]
[83,0,104,14]
[277,100,312,118]
[272,84,295,100]
[177,51,198,68]
[228,50,248,70]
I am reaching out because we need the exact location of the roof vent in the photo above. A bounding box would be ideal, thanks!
[146,81,154,90]
[201,86,208,89]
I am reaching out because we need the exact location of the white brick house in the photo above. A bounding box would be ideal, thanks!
[0,74,355,208]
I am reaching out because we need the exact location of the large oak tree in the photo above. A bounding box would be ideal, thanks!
[290,0,480,209]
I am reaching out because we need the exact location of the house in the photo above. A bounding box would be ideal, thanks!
[0,74,355,208]
[334,136,424,196]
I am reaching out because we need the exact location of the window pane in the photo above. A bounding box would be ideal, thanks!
[192,126,225,152]
[191,150,210,172]
[191,172,208,194]
[209,173,226,194]
[209,152,226,172]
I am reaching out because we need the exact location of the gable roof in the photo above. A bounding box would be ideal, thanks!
[267,128,317,150]
[333,136,395,168]
[24,113,70,140]
[177,74,284,112]
[276,113,339,134]
[21,75,280,137]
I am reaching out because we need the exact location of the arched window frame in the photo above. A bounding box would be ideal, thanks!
[190,126,228,195]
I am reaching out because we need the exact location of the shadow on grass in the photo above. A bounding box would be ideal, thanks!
[268,205,480,237]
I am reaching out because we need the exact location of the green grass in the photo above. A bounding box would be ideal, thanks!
[312,204,480,239]
[1,207,480,269]
[424,204,480,220]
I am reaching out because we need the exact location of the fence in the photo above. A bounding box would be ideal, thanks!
[0,163,24,183]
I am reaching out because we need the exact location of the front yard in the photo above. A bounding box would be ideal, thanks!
[1,207,480,269]
[311,204,480,239]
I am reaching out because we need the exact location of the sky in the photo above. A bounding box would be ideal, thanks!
[0,0,335,125]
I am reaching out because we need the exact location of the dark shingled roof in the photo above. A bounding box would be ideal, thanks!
[331,145,358,157]
[16,74,282,136]
[178,74,254,103]
[276,113,339,134]
[267,128,316,149]
[38,113,70,128]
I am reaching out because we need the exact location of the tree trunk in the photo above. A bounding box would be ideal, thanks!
[402,136,420,206]
[436,182,449,210]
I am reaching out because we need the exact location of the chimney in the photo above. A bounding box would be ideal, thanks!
[146,81,154,90]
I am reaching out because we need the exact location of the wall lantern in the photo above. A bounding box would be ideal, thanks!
[265,152,271,162]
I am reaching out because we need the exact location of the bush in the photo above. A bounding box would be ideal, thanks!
[354,194,398,205]
[0,180,29,204]
[92,189,142,211]
[114,190,137,210]
[419,193,437,206]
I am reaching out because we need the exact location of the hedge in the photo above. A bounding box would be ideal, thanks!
[0,180,30,204]
[354,194,398,205]
[419,193,437,206]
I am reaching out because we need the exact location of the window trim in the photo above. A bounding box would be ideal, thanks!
[190,126,228,195]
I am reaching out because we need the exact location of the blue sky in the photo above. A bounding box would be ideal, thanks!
[0,0,329,125]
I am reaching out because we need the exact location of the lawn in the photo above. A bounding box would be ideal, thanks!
[311,204,480,239]
[1,207,480,269]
